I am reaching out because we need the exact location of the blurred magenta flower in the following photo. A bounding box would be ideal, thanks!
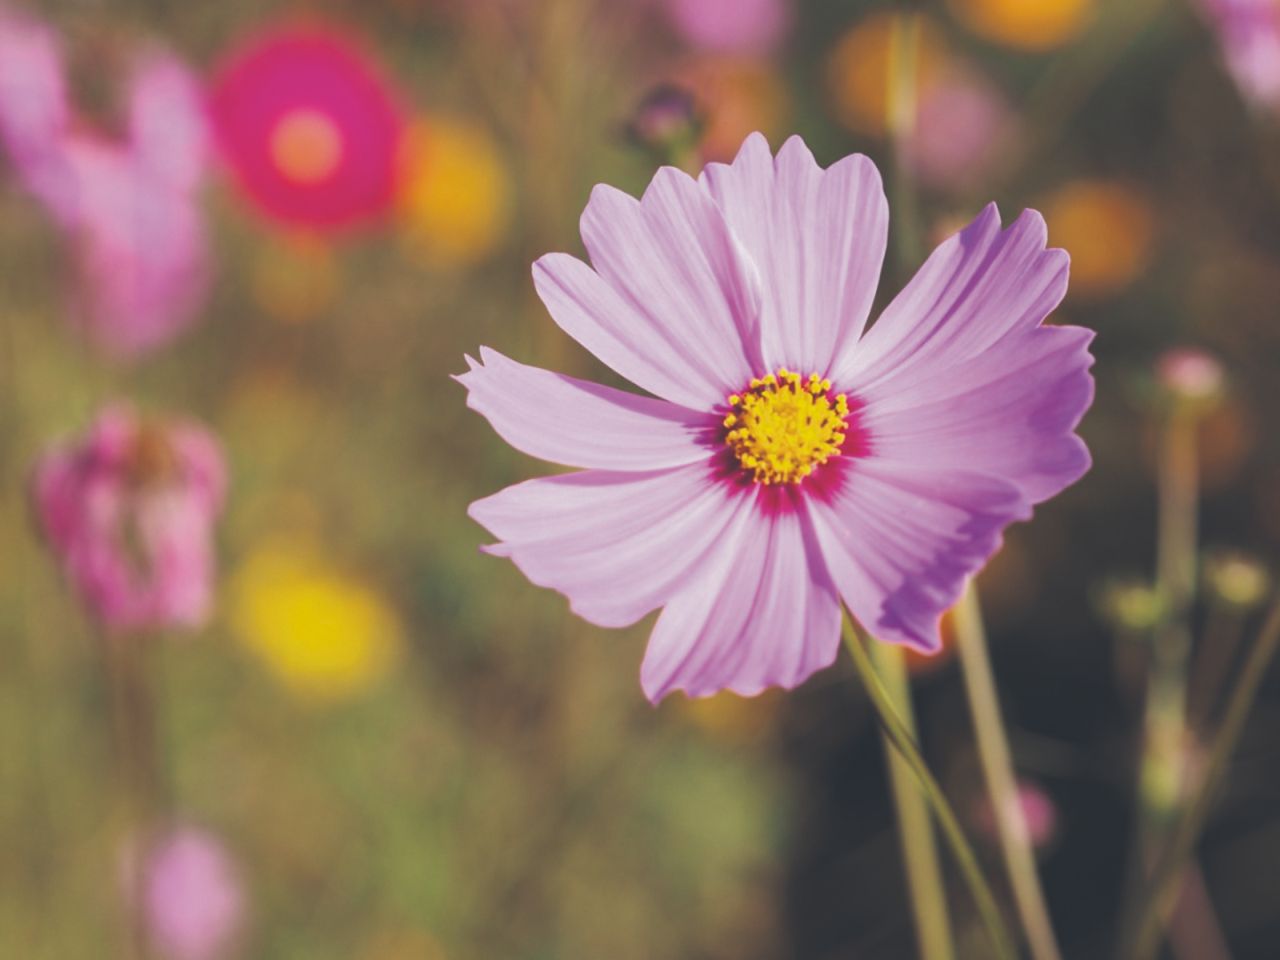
[34,406,226,634]
[209,21,406,231]
[1197,0,1280,110]
[905,67,1014,192]
[139,827,244,960]
[0,7,212,357]
[462,133,1094,702]
[662,0,790,55]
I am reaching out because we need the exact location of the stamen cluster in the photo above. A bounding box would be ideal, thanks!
[723,369,849,485]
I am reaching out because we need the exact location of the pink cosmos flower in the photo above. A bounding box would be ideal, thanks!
[33,406,226,634]
[461,133,1094,703]
[1197,0,1280,110]
[905,67,1014,193]
[209,21,407,231]
[138,827,244,960]
[662,0,790,55]
[0,7,211,357]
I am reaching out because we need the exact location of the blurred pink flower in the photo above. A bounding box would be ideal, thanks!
[209,21,407,231]
[973,779,1059,850]
[0,7,211,357]
[662,0,790,54]
[34,406,226,634]
[140,827,244,960]
[1197,0,1280,109]
[462,133,1094,702]
[905,67,1014,192]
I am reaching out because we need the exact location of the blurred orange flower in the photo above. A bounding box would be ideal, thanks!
[1041,180,1154,299]
[947,0,1094,51]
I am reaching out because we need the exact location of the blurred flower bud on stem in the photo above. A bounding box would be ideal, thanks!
[33,407,226,634]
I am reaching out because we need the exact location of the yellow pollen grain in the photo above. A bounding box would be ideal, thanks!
[725,368,850,485]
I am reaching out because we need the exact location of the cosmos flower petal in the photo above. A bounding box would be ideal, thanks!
[127,53,210,192]
[0,7,67,163]
[862,324,1095,504]
[701,132,888,373]
[640,503,841,702]
[457,346,715,470]
[833,205,1069,389]
[577,166,765,395]
[534,252,731,409]
[810,462,1031,651]
[469,463,739,629]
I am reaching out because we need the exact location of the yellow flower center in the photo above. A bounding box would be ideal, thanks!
[724,368,850,485]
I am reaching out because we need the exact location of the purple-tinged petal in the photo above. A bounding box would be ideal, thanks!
[861,325,1095,504]
[810,461,1031,651]
[563,164,763,399]
[469,462,736,629]
[833,205,1069,389]
[127,52,210,192]
[700,132,889,374]
[458,346,716,471]
[640,499,841,702]
[533,253,719,410]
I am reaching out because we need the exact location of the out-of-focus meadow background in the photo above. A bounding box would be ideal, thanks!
[4,0,1280,957]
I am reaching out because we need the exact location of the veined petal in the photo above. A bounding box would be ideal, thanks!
[640,499,841,702]
[576,165,764,398]
[861,324,1095,504]
[700,132,888,374]
[535,253,726,410]
[833,205,1069,389]
[469,463,735,630]
[810,461,1031,651]
[457,346,715,471]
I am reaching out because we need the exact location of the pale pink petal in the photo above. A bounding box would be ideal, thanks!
[62,140,210,356]
[640,500,841,701]
[861,324,1095,503]
[700,132,889,373]
[127,52,209,192]
[0,7,72,210]
[534,165,762,407]
[470,463,737,629]
[457,346,715,470]
[810,461,1030,651]
[832,205,1068,389]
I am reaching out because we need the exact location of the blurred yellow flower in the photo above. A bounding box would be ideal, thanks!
[947,0,1094,51]
[397,116,511,267]
[826,13,948,137]
[1041,180,1154,299]
[232,541,401,702]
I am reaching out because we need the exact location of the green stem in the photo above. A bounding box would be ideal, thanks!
[869,640,956,960]
[842,614,1017,960]
[887,10,923,274]
[1129,597,1280,960]
[954,584,1063,960]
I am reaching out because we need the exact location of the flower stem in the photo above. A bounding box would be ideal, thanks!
[1129,596,1280,960]
[954,584,1064,960]
[868,640,955,960]
[842,613,1017,960]
[887,10,923,273]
